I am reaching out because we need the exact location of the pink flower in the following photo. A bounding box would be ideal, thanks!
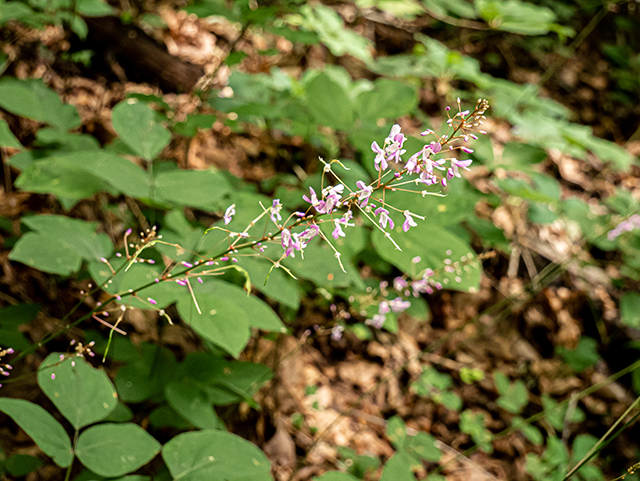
[402,211,418,232]
[223,204,236,225]
[374,207,394,230]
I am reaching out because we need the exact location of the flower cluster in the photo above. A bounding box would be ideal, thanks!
[0,346,14,388]
[99,100,488,338]
[608,214,640,241]
[261,98,489,262]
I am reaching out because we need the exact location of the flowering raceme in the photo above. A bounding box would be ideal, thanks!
[107,100,488,341]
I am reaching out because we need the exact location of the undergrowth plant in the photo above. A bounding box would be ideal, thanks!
[1,0,640,480]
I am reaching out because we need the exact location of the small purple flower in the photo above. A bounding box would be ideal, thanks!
[356,180,373,207]
[608,214,640,240]
[374,207,394,230]
[427,142,442,155]
[378,301,390,315]
[405,150,422,174]
[402,211,418,232]
[460,146,474,154]
[372,141,388,171]
[147,297,157,305]
[411,279,433,296]
[394,277,408,291]
[331,325,344,341]
[223,204,236,225]
[332,220,346,240]
[450,159,473,178]
[389,297,411,313]
[281,229,301,258]
[299,224,320,244]
[270,199,283,223]
[320,184,344,214]
[303,187,327,214]
[365,314,385,329]
[446,168,455,180]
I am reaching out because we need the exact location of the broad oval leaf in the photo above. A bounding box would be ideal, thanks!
[165,380,221,429]
[355,79,418,121]
[305,72,354,131]
[0,398,73,468]
[37,353,118,429]
[112,100,171,161]
[177,280,285,357]
[162,430,272,481]
[0,78,81,131]
[153,169,231,210]
[9,233,82,275]
[379,452,417,481]
[75,423,161,477]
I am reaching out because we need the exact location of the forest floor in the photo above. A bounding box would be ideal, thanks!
[2,5,640,481]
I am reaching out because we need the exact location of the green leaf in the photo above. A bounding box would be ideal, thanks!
[404,432,442,462]
[314,473,360,481]
[162,430,273,481]
[289,4,372,63]
[76,0,114,16]
[0,398,73,468]
[556,337,600,372]
[512,417,543,446]
[423,0,478,19]
[542,394,585,431]
[474,0,557,35]
[115,344,178,403]
[89,258,184,311]
[237,257,300,310]
[15,158,108,203]
[0,303,39,350]
[379,452,416,481]
[22,215,112,260]
[165,380,221,429]
[149,404,192,429]
[153,169,231,210]
[75,423,161,477]
[282,236,352,288]
[494,372,529,414]
[112,100,171,161]
[37,353,118,429]
[3,454,43,476]
[27,151,152,199]
[0,78,81,131]
[9,233,82,275]
[355,79,418,121]
[173,114,217,137]
[386,415,406,449]
[177,280,284,357]
[10,215,112,275]
[0,2,35,23]
[103,402,134,423]
[181,352,273,405]
[460,410,493,454]
[0,119,22,149]
[305,72,354,131]
[621,292,640,328]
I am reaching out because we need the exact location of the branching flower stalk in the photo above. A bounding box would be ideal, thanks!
[3,100,489,375]
[86,99,490,341]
